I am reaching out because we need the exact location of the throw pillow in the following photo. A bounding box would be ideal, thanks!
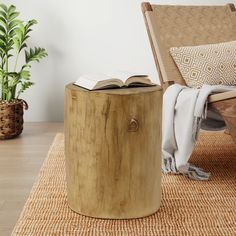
[170,40,236,88]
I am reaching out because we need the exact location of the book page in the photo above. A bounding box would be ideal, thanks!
[106,71,148,83]
[125,76,155,86]
[74,72,150,90]
[74,74,111,90]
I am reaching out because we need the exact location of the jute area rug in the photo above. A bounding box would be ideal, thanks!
[12,132,236,236]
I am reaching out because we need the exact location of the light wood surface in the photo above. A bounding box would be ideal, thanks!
[0,122,63,236]
[65,84,163,219]
[208,90,236,103]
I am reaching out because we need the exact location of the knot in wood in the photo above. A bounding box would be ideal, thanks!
[128,118,139,132]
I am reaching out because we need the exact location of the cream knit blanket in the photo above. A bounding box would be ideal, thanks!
[162,84,236,180]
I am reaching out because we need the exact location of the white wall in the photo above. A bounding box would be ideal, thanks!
[4,0,232,121]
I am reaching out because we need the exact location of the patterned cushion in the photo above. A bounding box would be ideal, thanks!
[170,41,236,88]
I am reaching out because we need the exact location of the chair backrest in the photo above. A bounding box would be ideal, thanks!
[141,2,236,88]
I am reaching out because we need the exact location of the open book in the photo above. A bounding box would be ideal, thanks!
[74,72,155,90]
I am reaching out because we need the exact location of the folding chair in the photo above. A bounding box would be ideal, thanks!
[141,2,236,143]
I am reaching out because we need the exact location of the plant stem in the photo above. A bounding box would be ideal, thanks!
[0,75,3,100]
[12,52,20,99]
[0,56,4,99]
[5,53,8,100]
[14,53,19,72]
[4,19,9,101]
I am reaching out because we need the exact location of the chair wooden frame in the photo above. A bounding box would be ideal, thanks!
[141,2,236,143]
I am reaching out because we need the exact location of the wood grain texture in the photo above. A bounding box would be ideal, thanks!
[208,90,236,103]
[65,84,163,219]
[211,98,236,144]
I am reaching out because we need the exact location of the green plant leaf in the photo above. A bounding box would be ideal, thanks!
[14,28,23,40]
[9,19,22,31]
[8,5,16,15]
[6,90,12,101]
[13,27,24,52]
[17,81,34,98]
[9,11,19,21]
[21,64,31,70]
[7,38,14,46]
[7,72,18,77]
[0,16,7,27]
[25,19,37,30]
[13,38,20,52]
[13,21,32,53]
[20,42,27,51]
[25,47,48,64]
[7,72,19,88]
[0,10,7,19]
[0,42,6,52]
[6,45,13,52]
[0,34,6,44]
[0,3,47,100]
[9,30,16,38]
[0,4,7,12]
[20,70,30,80]
[0,25,6,34]
[0,68,5,77]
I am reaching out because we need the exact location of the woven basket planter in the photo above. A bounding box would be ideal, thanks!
[0,99,28,140]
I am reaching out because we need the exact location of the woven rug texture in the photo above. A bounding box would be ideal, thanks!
[12,132,236,236]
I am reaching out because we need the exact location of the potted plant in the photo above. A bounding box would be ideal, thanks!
[0,3,47,140]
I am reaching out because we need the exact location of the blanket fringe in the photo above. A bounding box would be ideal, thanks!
[162,156,178,173]
[180,164,211,181]
[162,158,210,180]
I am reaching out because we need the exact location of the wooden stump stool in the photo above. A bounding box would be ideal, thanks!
[64,83,162,219]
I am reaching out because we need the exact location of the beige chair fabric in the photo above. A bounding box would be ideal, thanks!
[142,3,236,87]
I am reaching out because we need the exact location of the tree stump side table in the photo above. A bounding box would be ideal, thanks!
[64,83,163,219]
